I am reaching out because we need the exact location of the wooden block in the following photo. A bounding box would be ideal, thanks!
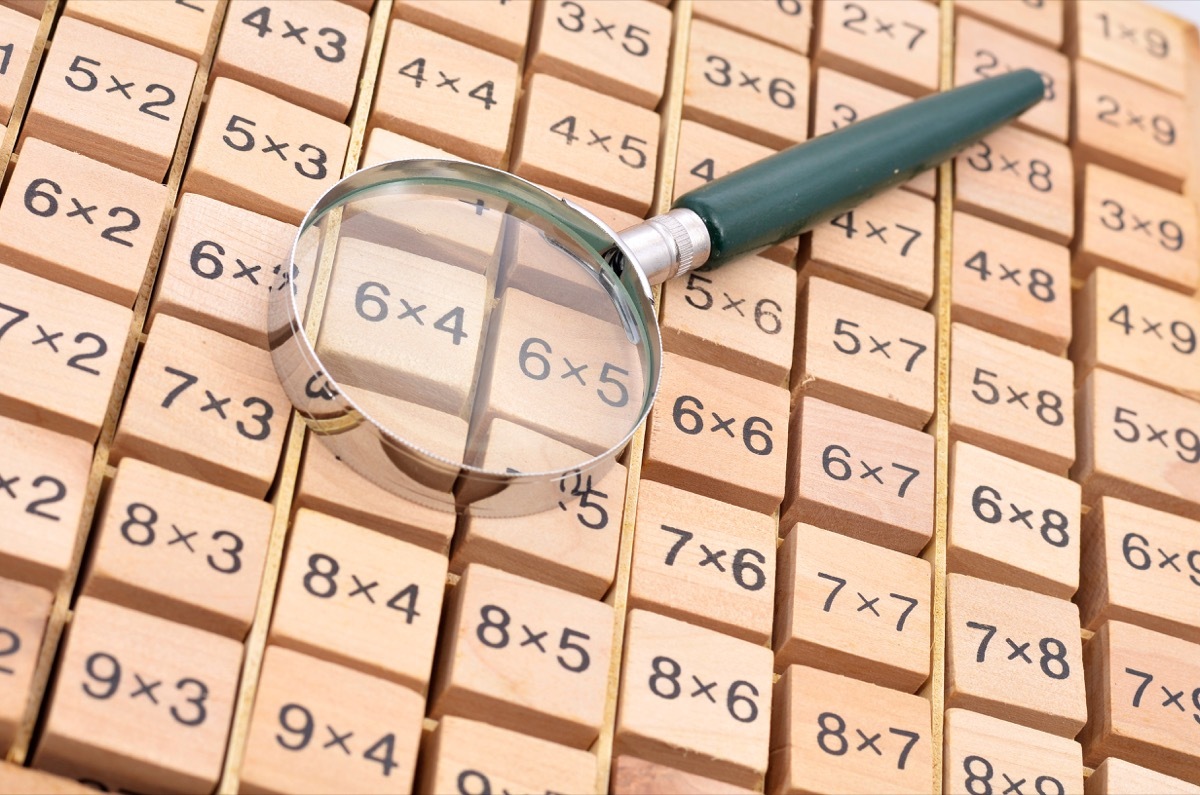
[63,0,219,60]
[1070,0,1188,96]
[768,664,932,795]
[295,431,456,555]
[0,138,170,306]
[1079,620,1200,784]
[642,351,789,515]
[949,323,1074,474]
[951,210,1071,355]
[340,0,372,10]
[0,264,132,443]
[629,479,776,645]
[945,573,1087,737]
[612,756,757,795]
[1077,496,1200,645]
[1074,164,1199,295]
[215,1,368,121]
[954,124,1073,245]
[82,458,272,640]
[269,508,447,693]
[184,77,349,225]
[955,0,1063,48]
[1073,267,1200,399]
[23,17,196,181]
[774,523,931,692]
[239,646,425,795]
[806,187,936,307]
[0,6,39,124]
[671,120,799,263]
[529,0,671,110]
[371,19,519,166]
[660,255,797,387]
[0,764,93,794]
[942,709,1083,795]
[810,67,935,198]
[1072,368,1200,521]
[419,715,597,795]
[615,609,772,789]
[33,596,242,794]
[512,73,658,215]
[0,578,52,756]
[782,397,935,555]
[362,124,456,164]
[691,0,810,54]
[948,441,1081,600]
[1086,757,1200,795]
[0,0,44,16]
[430,564,614,749]
[394,0,533,61]
[953,16,1068,141]
[682,19,810,150]
[112,315,287,497]
[813,0,939,97]
[1074,60,1189,193]
[794,277,934,429]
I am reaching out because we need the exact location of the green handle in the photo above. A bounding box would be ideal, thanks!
[673,70,1045,268]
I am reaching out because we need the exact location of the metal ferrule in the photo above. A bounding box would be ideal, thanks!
[618,207,711,285]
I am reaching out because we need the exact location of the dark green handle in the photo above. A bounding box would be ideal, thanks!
[673,70,1045,268]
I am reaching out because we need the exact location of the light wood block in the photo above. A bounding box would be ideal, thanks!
[1072,368,1200,521]
[419,715,597,795]
[945,573,1087,738]
[955,0,1063,48]
[1086,757,1200,795]
[528,0,671,110]
[783,397,935,555]
[615,609,772,789]
[1078,496,1200,645]
[362,124,456,164]
[671,120,798,263]
[0,264,132,443]
[112,315,287,497]
[215,0,368,121]
[0,138,170,306]
[82,458,272,640]
[794,277,934,429]
[0,0,44,16]
[692,0,810,54]
[806,187,936,307]
[948,441,1081,600]
[953,16,1068,141]
[0,6,38,124]
[0,416,92,590]
[942,708,1083,795]
[954,124,1073,245]
[613,756,757,795]
[951,210,1071,355]
[949,323,1075,474]
[63,0,219,60]
[768,664,932,795]
[1074,60,1189,193]
[269,508,447,693]
[682,19,810,150]
[643,351,789,515]
[1073,267,1200,398]
[1070,0,1188,96]
[0,577,52,757]
[660,255,797,387]
[393,0,533,61]
[512,73,658,215]
[183,77,350,225]
[33,597,242,794]
[0,764,92,794]
[23,17,196,181]
[775,523,931,692]
[239,646,425,795]
[1080,620,1200,785]
[430,564,613,749]
[372,19,519,166]
[629,479,776,645]
[810,67,934,197]
[1074,164,1199,295]
[813,0,938,97]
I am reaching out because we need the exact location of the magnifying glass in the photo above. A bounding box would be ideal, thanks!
[269,69,1044,517]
